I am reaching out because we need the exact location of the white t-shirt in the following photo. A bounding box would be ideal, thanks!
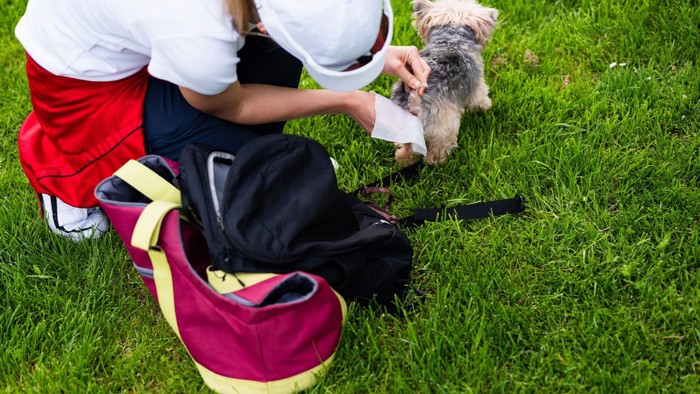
[15,0,244,95]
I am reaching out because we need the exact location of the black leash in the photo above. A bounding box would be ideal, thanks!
[353,162,525,228]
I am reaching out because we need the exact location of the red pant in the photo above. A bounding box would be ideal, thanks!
[19,54,148,207]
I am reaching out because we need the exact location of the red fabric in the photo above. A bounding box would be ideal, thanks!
[18,54,148,208]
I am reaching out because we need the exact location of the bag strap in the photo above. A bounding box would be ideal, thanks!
[114,159,181,205]
[351,162,424,195]
[115,159,182,330]
[131,200,181,251]
[353,162,525,227]
[129,199,181,338]
[398,195,525,228]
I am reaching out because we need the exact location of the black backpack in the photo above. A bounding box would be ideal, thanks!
[178,134,525,309]
[178,135,413,308]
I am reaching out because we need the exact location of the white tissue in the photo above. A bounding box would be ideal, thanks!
[371,92,427,156]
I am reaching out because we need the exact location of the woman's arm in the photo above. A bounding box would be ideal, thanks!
[179,45,430,134]
[180,81,377,133]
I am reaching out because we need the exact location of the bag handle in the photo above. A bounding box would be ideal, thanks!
[131,200,181,251]
[124,199,234,391]
[114,159,181,205]
[126,199,183,340]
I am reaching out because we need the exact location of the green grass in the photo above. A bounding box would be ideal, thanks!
[1,0,699,392]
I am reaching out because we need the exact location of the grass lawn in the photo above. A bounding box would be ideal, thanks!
[1,0,699,392]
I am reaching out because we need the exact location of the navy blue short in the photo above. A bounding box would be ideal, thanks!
[142,34,303,160]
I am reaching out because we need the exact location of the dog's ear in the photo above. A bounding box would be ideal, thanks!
[469,6,499,46]
[488,8,499,23]
[411,0,434,41]
[412,0,433,14]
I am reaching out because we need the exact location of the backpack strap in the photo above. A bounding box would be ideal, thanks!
[353,162,525,227]
[351,162,424,195]
[398,195,525,228]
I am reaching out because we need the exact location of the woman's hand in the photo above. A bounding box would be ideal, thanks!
[382,46,431,95]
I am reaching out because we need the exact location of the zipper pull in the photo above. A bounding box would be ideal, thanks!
[217,215,225,231]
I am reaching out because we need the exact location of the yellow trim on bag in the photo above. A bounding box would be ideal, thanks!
[131,200,180,252]
[207,269,279,293]
[148,247,181,335]
[114,159,181,205]
[337,290,348,322]
[196,354,336,394]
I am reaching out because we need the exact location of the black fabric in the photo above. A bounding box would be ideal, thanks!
[399,195,525,228]
[178,135,413,308]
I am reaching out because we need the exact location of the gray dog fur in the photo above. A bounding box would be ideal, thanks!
[391,0,498,165]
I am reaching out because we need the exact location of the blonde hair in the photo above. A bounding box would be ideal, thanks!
[224,0,258,35]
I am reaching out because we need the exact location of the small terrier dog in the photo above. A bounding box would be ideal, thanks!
[391,0,498,165]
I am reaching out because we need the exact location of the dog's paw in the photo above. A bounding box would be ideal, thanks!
[478,96,492,111]
[395,143,421,167]
[425,146,453,165]
[468,95,492,112]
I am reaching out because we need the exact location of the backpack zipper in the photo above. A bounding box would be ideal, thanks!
[206,151,236,232]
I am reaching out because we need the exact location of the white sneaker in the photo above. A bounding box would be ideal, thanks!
[39,194,110,242]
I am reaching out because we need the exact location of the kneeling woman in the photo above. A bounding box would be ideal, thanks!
[15,0,430,241]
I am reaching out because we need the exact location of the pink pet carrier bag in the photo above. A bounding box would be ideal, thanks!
[94,155,346,394]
